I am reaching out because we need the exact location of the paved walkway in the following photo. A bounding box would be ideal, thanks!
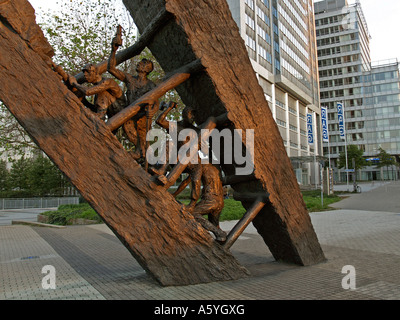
[0,208,57,226]
[1,182,400,301]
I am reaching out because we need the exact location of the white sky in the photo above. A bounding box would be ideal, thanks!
[29,0,400,63]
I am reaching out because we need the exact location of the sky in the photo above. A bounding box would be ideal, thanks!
[28,0,400,63]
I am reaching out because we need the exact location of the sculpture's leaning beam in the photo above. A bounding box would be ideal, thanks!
[0,0,249,287]
[123,0,326,266]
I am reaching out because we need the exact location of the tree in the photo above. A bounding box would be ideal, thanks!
[27,156,68,196]
[0,159,10,192]
[9,157,32,193]
[337,145,366,182]
[5,154,71,197]
[39,0,137,74]
[376,147,396,180]
[338,145,366,170]
[0,102,39,159]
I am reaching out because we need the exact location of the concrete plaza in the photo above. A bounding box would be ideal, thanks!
[1,181,400,300]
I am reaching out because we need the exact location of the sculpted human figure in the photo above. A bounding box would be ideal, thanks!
[69,63,123,121]
[156,103,226,242]
[108,26,159,159]
[174,162,226,242]
[52,62,96,113]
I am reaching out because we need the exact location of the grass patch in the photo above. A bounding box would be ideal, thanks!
[220,199,247,221]
[178,198,246,221]
[41,203,101,225]
[301,190,342,212]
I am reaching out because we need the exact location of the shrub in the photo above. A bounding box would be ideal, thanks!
[42,203,101,225]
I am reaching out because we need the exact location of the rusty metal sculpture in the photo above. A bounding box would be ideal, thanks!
[108,27,159,160]
[155,103,227,242]
[69,64,123,121]
[0,0,325,287]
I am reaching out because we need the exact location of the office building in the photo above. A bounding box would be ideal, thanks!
[315,0,400,181]
[227,0,322,185]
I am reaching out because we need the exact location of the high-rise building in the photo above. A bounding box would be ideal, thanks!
[227,0,322,185]
[315,0,400,181]
[361,60,400,180]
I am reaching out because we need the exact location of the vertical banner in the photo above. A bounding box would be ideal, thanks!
[337,102,346,140]
[321,106,329,143]
[307,113,314,145]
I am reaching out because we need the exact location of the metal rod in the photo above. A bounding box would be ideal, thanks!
[160,112,230,189]
[223,198,266,249]
[106,59,203,132]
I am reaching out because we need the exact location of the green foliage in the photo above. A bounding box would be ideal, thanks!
[8,157,31,192]
[220,199,246,221]
[302,190,341,212]
[41,203,101,225]
[376,147,396,168]
[0,160,10,191]
[0,154,72,198]
[337,145,366,171]
[26,156,65,196]
[375,147,397,180]
[39,0,137,74]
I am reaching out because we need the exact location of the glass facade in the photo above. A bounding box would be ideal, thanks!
[315,0,400,181]
[227,0,322,185]
[227,0,321,156]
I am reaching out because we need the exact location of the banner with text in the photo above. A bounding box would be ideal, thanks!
[321,106,329,143]
[337,102,346,140]
[307,113,314,145]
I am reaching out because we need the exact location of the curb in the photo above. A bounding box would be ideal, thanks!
[11,220,66,229]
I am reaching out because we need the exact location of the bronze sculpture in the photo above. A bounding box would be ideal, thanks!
[175,162,227,242]
[69,63,123,121]
[108,27,159,159]
[156,102,226,241]
[0,0,326,287]
[52,62,96,112]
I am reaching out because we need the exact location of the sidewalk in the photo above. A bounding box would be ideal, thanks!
[1,182,400,300]
[0,208,57,226]
[333,180,391,193]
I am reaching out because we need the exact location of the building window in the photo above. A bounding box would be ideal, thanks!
[275,58,281,73]
[275,99,286,109]
[262,0,270,9]
[277,119,287,127]
[245,34,256,51]
[245,0,255,10]
[257,6,270,26]
[245,13,255,30]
